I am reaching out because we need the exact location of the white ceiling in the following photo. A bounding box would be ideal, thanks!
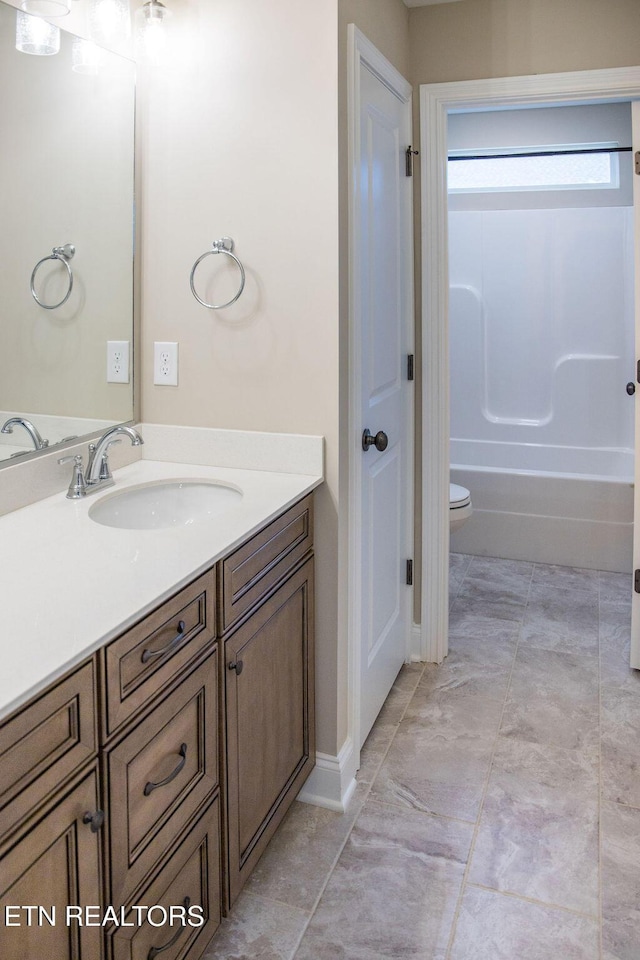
[404,0,465,7]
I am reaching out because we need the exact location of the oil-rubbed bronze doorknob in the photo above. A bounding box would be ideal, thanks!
[626,382,636,396]
[362,429,389,452]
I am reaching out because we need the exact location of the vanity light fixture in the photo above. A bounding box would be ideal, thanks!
[134,0,170,64]
[87,0,130,47]
[15,10,60,55]
[20,0,70,15]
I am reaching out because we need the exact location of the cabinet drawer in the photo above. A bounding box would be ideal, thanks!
[0,659,97,842]
[108,797,221,960]
[103,570,216,737]
[105,653,218,905]
[219,494,313,632]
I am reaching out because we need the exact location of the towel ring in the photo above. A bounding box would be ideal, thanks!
[30,244,75,310]
[190,237,245,310]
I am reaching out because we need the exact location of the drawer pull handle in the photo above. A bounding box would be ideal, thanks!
[82,809,105,833]
[144,743,188,796]
[141,620,187,664]
[228,658,244,675]
[147,897,191,959]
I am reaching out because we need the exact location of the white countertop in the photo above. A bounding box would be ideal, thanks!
[0,456,322,721]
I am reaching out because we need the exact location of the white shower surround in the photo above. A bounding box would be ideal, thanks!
[448,200,634,572]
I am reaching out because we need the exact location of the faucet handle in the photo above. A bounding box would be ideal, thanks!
[58,454,86,499]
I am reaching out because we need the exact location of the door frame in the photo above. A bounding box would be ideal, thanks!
[347,25,414,758]
[420,66,640,663]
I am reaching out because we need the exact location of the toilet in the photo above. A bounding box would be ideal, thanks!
[450,483,472,532]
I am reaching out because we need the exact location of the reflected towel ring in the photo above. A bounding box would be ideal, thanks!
[30,243,75,310]
[190,237,245,309]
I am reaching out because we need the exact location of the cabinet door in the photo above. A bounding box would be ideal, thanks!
[224,559,314,907]
[0,767,103,960]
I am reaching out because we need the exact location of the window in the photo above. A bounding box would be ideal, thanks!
[447,143,620,194]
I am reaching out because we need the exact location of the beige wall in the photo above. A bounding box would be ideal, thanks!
[340,0,410,77]
[140,0,341,755]
[409,0,640,84]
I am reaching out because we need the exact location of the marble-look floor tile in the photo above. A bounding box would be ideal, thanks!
[466,556,534,594]
[449,552,472,599]
[449,886,599,960]
[468,737,600,915]
[417,616,518,702]
[600,602,635,688]
[599,570,633,604]
[531,562,599,596]
[370,696,503,821]
[203,891,309,960]
[245,785,367,912]
[501,646,599,752]
[601,683,640,808]
[357,664,424,784]
[519,588,599,656]
[601,801,640,960]
[452,559,531,622]
[293,799,472,960]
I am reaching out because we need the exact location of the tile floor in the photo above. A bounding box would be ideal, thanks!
[205,554,640,960]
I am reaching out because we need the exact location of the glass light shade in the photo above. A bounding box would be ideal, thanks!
[16,11,60,55]
[134,0,170,65]
[20,0,70,15]
[72,36,104,74]
[87,0,130,47]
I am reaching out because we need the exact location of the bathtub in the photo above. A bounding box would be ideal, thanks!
[450,438,634,573]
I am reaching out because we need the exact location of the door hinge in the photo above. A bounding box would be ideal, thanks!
[636,358,640,383]
[407,354,414,381]
[636,151,640,175]
[406,559,413,586]
[635,569,640,594]
[406,146,419,177]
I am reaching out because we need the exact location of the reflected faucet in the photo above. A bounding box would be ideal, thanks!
[1,417,49,451]
[86,425,144,485]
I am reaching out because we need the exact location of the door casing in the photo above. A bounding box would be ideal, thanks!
[419,66,640,664]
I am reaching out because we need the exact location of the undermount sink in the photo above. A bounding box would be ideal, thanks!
[88,479,243,530]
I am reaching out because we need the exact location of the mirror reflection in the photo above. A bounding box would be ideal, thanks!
[0,0,135,463]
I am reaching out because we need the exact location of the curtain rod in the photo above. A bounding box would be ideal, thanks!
[448,146,633,162]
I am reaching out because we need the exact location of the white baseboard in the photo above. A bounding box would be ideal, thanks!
[296,738,358,812]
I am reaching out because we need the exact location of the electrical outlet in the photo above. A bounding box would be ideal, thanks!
[107,340,130,384]
[153,342,178,386]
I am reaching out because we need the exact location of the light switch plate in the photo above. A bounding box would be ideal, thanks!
[153,342,179,386]
[107,341,130,384]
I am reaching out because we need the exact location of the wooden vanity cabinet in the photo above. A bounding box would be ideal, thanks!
[0,660,103,960]
[220,494,315,908]
[0,492,315,958]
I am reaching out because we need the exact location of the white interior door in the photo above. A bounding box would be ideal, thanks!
[352,35,413,747]
[631,100,640,670]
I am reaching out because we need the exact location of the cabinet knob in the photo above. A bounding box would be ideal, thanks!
[82,809,105,834]
[228,659,244,675]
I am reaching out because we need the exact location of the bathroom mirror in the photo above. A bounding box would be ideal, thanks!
[0,0,135,464]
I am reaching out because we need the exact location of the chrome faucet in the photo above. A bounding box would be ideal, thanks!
[1,416,49,451]
[86,425,144,485]
[58,425,143,499]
